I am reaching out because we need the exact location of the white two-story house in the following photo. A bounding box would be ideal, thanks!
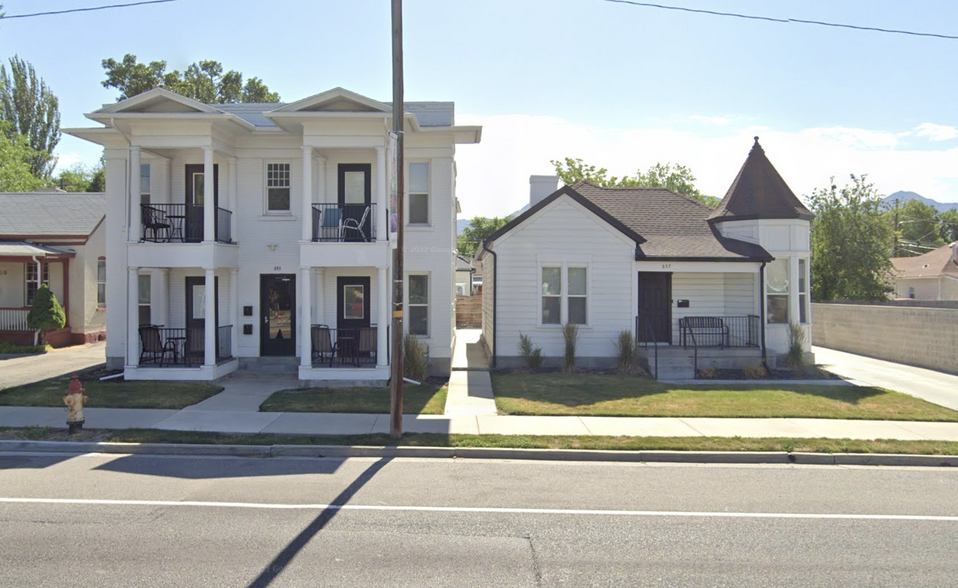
[66,87,480,383]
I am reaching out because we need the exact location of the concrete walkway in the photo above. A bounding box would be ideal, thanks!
[443,329,497,416]
[0,342,106,389]
[813,346,958,411]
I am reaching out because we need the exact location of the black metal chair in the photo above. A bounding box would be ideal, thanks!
[139,325,173,366]
[311,324,336,367]
[141,206,171,242]
[358,326,377,364]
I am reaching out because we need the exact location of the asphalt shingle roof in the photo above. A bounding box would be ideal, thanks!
[891,243,958,279]
[0,192,106,236]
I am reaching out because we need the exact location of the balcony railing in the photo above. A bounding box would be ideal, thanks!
[140,204,232,244]
[138,325,233,367]
[310,325,378,367]
[0,307,31,331]
[311,203,377,242]
[678,315,760,349]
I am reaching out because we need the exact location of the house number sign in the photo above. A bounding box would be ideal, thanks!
[661,264,672,270]
[273,266,282,271]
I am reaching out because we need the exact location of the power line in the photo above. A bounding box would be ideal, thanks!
[0,0,180,20]
[602,0,958,41]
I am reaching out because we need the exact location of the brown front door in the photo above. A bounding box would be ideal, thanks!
[260,274,296,356]
[637,272,671,343]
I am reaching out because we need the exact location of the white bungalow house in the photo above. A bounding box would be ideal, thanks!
[477,139,814,379]
[0,191,107,347]
[890,242,958,301]
[65,87,480,382]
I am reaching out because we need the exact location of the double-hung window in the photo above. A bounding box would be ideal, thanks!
[540,265,588,325]
[25,262,49,306]
[798,258,808,324]
[140,163,151,206]
[408,162,429,225]
[266,163,291,213]
[97,258,106,307]
[408,274,429,335]
[138,273,151,325]
[766,258,789,324]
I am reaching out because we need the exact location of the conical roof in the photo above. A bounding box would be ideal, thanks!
[708,138,814,223]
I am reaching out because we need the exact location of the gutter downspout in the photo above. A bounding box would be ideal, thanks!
[480,239,497,368]
[759,261,769,372]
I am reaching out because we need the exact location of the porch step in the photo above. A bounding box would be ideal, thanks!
[238,357,300,373]
[647,355,695,380]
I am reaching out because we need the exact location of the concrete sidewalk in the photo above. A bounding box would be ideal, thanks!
[813,346,958,411]
[444,329,497,416]
[0,342,106,390]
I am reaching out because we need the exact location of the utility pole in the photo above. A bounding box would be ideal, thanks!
[389,0,405,439]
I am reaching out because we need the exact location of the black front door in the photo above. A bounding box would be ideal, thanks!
[637,272,671,344]
[186,276,219,362]
[185,163,219,242]
[338,164,371,241]
[337,276,370,360]
[260,274,296,356]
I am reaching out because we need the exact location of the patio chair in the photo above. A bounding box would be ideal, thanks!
[185,327,206,366]
[139,325,173,366]
[341,206,370,242]
[320,207,343,242]
[358,326,377,364]
[141,206,171,242]
[311,324,336,367]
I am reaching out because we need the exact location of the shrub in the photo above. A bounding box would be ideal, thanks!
[698,360,719,379]
[403,332,429,382]
[614,330,642,375]
[26,284,66,345]
[742,362,770,379]
[517,332,543,369]
[785,323,807,371]
[0,342,49,354]
[562,323,578,373]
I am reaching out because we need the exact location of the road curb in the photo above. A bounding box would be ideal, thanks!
[2,440,957,467]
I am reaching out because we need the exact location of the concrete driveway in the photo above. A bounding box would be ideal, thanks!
[0,342,106,389]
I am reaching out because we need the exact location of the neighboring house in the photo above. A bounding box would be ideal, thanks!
[65,87,480,382]
[890,243,958,300]
[455,254,475,296]
[0,192,107,346]
[477,139,813,378]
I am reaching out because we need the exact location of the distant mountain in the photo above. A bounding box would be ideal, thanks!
[882,191,958,211]
[456,218,471,235]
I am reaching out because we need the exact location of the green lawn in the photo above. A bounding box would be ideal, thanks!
[0,377,223,410]
[492,373,958,421]
[260,384,448,415]
[5,427,958,456]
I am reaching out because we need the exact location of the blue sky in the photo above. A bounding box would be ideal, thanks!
[2,0,956,217]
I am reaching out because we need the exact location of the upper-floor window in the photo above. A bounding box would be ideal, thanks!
[266,163,291,213]
[408,162,429,225]
[25,262,49,306]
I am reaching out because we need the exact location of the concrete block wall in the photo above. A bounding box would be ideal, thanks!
[812,303,958,375]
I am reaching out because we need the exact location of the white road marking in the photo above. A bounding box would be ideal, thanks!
[0,497,956,522]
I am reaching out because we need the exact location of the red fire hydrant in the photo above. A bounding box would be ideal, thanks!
[63,375,89,434]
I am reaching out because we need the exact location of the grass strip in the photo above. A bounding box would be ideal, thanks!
[260,384,447,415]
[0,379,223,410]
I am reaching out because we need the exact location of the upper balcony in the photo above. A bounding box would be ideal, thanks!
[141,204,233,244]
[301,203,389,268]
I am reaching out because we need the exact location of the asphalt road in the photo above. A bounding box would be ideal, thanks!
[2,453,958,587]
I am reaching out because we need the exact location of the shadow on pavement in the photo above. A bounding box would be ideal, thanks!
[93,454,348,480]
[248,456,393,588]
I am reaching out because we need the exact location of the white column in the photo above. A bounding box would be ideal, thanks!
[316,155,327,204]
[300,267,312,367]
[230,268,239,358]
[204,268,216,367]
[228,156,238,242]
[302,146,313,241]
[375,146,386,241]
[127,267,140,366]
[128,147,141,243]
[203,147,215,243]
[377,266,389,367]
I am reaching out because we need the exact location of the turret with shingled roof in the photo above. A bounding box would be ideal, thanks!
[709,137,814,223]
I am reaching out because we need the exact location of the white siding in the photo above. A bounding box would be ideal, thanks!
[480,249,495,357]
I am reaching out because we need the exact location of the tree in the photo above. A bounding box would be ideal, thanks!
[457,216,510,258]
[54,161,105,192]
[0,123,43,191]
[939,208,958,243]
[26,284,66,346]
[808,175,893,301]
[0,56,61,178]
[101,54,280,103]
[551,157,719,207]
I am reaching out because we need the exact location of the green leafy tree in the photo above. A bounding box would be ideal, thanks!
[54,162,105,192]
[0,123,43,191]
[809,175,893,301]
[0,56,61,178]
[887,199,945,256]
[101,54,280,103]
[551,157,718,207]
[457,216,509,258]
[26,284,66,345]
[939,208,958,243]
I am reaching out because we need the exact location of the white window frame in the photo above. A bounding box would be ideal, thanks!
[140,163,151,206]
[97,258,106,308]
[537,262,591,327]
[798,257,809,324]
[25,262,49,307]
[766,257,789,324]
[264,161,292,214]
[407,273,430,337]
[406,161,430,226]
[138,273,152,325]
